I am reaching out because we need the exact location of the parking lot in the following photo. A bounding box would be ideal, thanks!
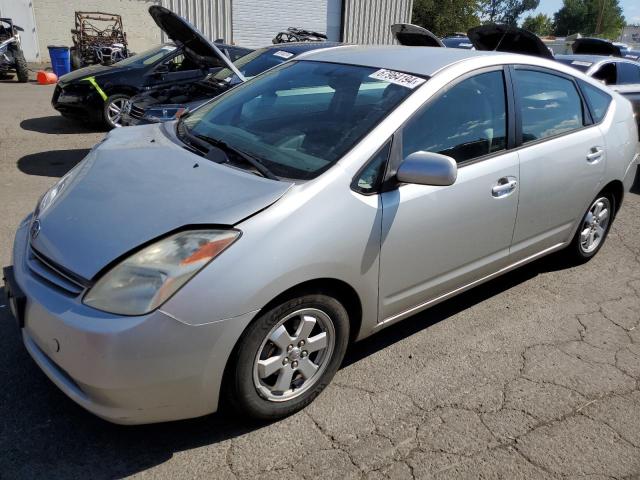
[1,78,640,479]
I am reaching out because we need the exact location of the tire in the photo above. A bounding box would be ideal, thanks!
[70,47,82,71]
[225,293,350,420]
[102,94,130,129]
[12,46,28,83]
[565,192,615,264]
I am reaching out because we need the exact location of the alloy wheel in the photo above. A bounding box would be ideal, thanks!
[252,308,335,402]
[107,98,129,127]
[579,196,611,254]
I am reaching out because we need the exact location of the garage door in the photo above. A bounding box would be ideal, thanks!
[232,0,329,48]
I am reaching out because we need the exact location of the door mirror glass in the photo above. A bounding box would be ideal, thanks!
[397,151,457,186]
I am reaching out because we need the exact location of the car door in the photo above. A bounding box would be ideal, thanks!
[510,67,606,261]
[378,68,519,321]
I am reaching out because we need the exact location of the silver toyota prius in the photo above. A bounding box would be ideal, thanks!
[4,46,639,424]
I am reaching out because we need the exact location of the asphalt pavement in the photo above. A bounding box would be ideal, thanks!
[1,76,640,479]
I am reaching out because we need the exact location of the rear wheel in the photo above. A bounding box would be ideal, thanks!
[565,193,614,264]
[103,94,130,129]
[225,293,349,420]
[11,46,28,83]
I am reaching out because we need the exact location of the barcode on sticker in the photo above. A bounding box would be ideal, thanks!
[369,69,426,89]
[273,50,294,59]
[571,60,593,67]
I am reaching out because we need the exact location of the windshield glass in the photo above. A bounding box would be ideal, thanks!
[556,58,593,72]
[211,47,296,84]
[182,61,419,180]
[116,44,176,67]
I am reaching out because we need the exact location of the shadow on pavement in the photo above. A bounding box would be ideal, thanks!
[20,115,102,135]
[0,252,571,478]
[17,148,90,177]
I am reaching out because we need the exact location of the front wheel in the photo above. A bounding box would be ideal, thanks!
[225,293,350,420]
[565,193,614,264]
[102,94,130,129]
[12,46,28,83]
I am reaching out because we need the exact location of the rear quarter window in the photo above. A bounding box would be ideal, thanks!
[579,80,612,123]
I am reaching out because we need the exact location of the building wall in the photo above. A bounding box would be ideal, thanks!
[342,0,413,44]
[33,0,162,61]
[161,0,232,44]
[232,0,329,48]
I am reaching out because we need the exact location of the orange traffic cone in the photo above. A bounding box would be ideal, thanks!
[37,70,57,85]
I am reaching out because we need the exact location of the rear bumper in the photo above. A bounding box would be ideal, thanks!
[8,220,257,424]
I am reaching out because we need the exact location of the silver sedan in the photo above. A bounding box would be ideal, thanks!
[4,45,639,424]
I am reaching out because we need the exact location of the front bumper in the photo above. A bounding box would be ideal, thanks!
[6,221,257,424]
[52,84,103,123]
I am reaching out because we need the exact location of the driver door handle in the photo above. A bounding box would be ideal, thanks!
[492,177,518,198]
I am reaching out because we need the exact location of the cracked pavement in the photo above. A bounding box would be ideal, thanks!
[1,79,640,479]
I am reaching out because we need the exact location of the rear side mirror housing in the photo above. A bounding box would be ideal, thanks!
[396,151,457,186]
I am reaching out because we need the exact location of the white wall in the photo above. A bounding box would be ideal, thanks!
[33,0,162,61]
[232,0,329,48]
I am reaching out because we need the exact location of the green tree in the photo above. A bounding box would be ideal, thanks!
[553,0,625,39]
[481,0,540,25]
[412,0,481,37]
[522,13,554,35]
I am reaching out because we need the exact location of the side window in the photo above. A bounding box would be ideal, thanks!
[617,63,640,84]
[579,80,612,123]
[402,70,507,164]
[513,70,583,143]
[592,63,617,85]
[352,141,391,194]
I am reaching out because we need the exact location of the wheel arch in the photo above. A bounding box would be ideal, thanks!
[599,179,624,215]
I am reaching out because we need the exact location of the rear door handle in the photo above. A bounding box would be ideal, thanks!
[586,147,604,163]
[492,176,518,198]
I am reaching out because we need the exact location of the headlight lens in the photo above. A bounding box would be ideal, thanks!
[83,229,240,315]
[35,161,84,217]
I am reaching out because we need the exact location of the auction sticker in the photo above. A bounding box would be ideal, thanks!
[273,50,294,59]
[571,60,593,67]
[369,69,426,89]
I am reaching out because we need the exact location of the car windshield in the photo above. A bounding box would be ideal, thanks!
[556,58,593,72]
[181,60,419,180]
[116,44,176,67]
[211,47,297,84]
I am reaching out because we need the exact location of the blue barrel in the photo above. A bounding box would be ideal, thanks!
[47,45,71,78]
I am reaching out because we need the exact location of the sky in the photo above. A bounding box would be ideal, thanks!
[532,0,640,25]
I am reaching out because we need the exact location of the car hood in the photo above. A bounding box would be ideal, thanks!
[467,24,554,59]
[572,38,622,57]
[58,63,117,84]
[149,5,245,79]
[31,123,293,280]
[391,24,444,47]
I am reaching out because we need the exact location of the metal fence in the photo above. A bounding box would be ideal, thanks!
[342,0,413,44]
[161,0,233,43]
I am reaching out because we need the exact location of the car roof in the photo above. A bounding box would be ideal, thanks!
[299,45,504,76]
[263,41,343,54]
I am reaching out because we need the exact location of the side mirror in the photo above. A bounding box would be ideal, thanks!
[153,64,170,76]
[396,151,457,186]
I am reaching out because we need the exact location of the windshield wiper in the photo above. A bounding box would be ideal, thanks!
[194,133,279,181]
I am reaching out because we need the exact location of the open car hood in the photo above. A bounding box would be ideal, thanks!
[391,24,444,47]
[148,6,245,79]
[572,38,622,57]
[467,24,554,59]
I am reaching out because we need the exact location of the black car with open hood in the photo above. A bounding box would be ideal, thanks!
[122,42,342,127]
[51,6,251,129]
[467,24,554,59]
[391,24,444,47]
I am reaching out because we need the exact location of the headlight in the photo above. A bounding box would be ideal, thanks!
[83,229,240,315]
[144,106,187,121]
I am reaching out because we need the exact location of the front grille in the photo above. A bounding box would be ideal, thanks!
[27,247,88,296]
[129,103,145,120]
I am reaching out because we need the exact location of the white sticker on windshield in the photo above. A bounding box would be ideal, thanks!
[273,50,294,59]
[571,60,593,67]
[459,42,473,47]
[369,69,426,89]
